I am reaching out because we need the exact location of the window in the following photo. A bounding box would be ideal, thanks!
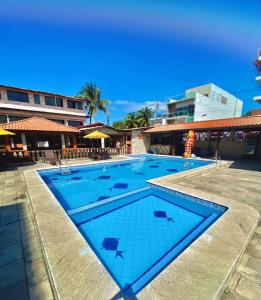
[56,97,63,107]
[45,96,63,107]
[0,115,7,123]
[48,119,65,124]
[67,120,83,127]
[33,94,41,104]
[67,99,83,110]
[7,90,29,102]
[221,96,227,104]
[175,104,195,116]
[9,116,27,122]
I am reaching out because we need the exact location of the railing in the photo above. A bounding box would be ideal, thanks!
[0,147,131,163]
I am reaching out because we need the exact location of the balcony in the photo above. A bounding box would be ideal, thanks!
[167,91,197,104]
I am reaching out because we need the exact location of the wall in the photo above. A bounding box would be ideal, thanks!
[194,140,245,159]
[131,129,151,154]
[187,83,243,121]
[0,87,86,124]
[194,92,243,122]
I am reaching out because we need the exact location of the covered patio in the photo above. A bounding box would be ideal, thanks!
[0,117,80,162]
[144,116,261,160]
[0,118,131,163]
[77,122,131,150]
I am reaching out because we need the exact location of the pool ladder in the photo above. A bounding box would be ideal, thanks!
[58,161,72,175]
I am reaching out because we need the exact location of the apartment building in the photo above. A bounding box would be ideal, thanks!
[152,83,243,125]
[0,84,87,126]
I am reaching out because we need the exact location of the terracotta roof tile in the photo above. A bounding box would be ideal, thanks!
[145,116,261,133]
[0,117,80,133]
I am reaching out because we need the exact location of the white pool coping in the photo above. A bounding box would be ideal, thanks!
[23,155,260,300]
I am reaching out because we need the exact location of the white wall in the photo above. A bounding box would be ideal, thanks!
[194,92,243,121]
[187,83,243,121]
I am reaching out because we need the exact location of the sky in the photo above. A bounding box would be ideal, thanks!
[0,0,260,124]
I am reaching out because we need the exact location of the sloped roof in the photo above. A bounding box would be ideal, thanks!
[145,116,261,133]
[0,117,80,133]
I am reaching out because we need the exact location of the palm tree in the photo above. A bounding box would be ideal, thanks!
[77,82,110,124]
[136,107,152,127]
[125,112,138,128]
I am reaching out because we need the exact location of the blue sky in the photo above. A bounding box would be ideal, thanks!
[0,0,260,123]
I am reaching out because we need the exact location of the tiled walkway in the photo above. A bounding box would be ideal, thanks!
[0,164,54,300]
[174,161,261,300]
[0,159,261,299]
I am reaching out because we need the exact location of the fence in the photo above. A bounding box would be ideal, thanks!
[0,147,131,163]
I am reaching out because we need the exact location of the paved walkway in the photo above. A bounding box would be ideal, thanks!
[0,163,54,300]
[174,161,261,300]
[0,159,261,299]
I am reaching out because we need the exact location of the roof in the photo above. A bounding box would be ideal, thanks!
[144,116,261,133]
[0,84,85,102]
[252,109,261,116]
[77,122,105,129]
[78,122,130,134]
[0,117,80,134]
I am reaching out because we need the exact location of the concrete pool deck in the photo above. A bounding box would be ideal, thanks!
[0,157,261,299]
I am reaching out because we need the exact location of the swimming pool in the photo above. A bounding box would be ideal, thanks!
[70,187,226,295]
[38,155,226,295]
[39,154,210,210]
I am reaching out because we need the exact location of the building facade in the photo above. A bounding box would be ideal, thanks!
[0,84,87,127]
[152,83,243,125]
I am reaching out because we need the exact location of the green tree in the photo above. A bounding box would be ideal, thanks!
[243,111,252,117]
[77,82,110,124]
[125,112,139,128]
[136,107,152,127]
[112,121,126,130]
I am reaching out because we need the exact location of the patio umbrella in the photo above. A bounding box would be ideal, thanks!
[0,128,15,136]
[83,130,109,139]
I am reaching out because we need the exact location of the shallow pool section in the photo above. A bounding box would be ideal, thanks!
[69,187,227,295]
[39,155,210,210]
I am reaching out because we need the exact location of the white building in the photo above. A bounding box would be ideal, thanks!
[152,83,243,125]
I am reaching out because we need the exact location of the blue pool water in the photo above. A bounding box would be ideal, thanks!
[39,154,210,210]
[38,155,226,295]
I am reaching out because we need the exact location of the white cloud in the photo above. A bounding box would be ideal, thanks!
[110,99,166,116]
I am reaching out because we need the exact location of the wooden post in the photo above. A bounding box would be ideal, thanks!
[72,135,77,149]
[61,134,66,149]
[4,136,12,152]
[21,133,27,150]
[169,132,175,156]
[215,131,221,158]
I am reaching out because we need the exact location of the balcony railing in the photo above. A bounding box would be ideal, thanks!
[162,111,193,118]
[167,91,197,103]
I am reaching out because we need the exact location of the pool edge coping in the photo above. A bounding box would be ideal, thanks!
[23,155,260,300]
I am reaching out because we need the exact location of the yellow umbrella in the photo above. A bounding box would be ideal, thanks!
[83,130,109,139]
[0,128,15,136]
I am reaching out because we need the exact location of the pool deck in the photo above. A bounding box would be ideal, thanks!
[0,157,261,299]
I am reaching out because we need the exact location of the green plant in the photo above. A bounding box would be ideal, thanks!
[77,82,110,124]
